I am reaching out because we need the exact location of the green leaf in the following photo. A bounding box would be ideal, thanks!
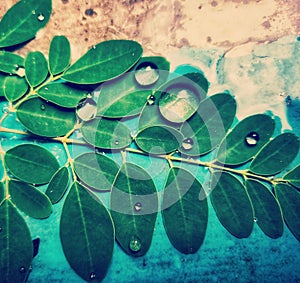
[275,183,300,242]
[245,179,283,239]
[4,144,60,185]
[74,152,119,192]
[81,118,132,149]
[60,182,114,281]
[162,167,208,254]
[135,125,184,154]
[0,200,33,283]
[62,40,143,84]
[217,114,275,165]
[210,171,254,238]
[49,35,71,75]
[3,75,28,102]
[0,0,52,48]
[25,51,48,87]
[180,93,236,156]
[111,162,158,256]
[283,164,300,188]
[249,133,299,176]
[17,97,77,137]
[45,167,69,204]
[0,182,4,201]
[0,51,24,74]
[8,180,52,219]
[38,83,88,108]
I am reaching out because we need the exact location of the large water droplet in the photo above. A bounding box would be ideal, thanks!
[37,14,45,21]
[245,132,259,147]
[135,62,159,86]
[181,137,194,150]
[40,104,46,111]
[129,236,142,253]
[19,266,26,273]
[90,272,96,280]
[76,98,97,121]
[146,94,156,105]
[134,202,142,212]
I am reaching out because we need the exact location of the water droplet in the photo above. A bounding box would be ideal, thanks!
[181,138,194,150]
[146,94,156,105]
[245,132,259,147]
[19,266,26,273]
[76,98,97,121]
[134,202,142,212]
[90,272,96,280]
[92,45,96,49]
[129,236,142,253]
[44,87,49,91]
[2,105,9,113]
[32,10,36,15]
[253,217,258,223]
[135,62,159,86]
[115,140,119,145]
[37,14,45,21]
[40,104,46,111]
[285,95,292,106]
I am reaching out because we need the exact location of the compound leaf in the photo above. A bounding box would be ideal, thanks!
[25,51,48,87]
[0,51,24,74]
[283,164,300,188]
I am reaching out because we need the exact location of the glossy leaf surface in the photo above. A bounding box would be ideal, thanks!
[25,51,48,87]
[2,75,28,102]
[0,51,24,74]
[283,164,300,188]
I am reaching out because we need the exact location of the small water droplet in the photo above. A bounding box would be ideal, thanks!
[115,140,119,145]
[146,94,156,105]
[90,272,96,280]
[76,98,97,121]
[44,87,49,91]
[40,104,46,111]
[135,62,159,86]
[32,10,36,15]
[181,138,194,150]
[253,217,258,223]
[92,45,96,49]
[129,236,142,253]
[19,266,26,273]
[37,14,45,21]
[2,105,9,113]
[134,202,142,212]
[245,132,259,147]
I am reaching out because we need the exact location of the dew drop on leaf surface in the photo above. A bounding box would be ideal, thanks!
[37,14,45,21]
[134,202,142,212]
[129,236,142,253]
[40,104,46,111]
[135,62,159,86]
[19,266,26,273]
[146,94,156,105]
[76,98,97,121]
[90,272,96,280]
[253,217,258,223]
[181,137,194,150]
[245,132,259,147]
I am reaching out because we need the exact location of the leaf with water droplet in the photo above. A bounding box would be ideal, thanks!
[81,118,132,149]
[217,114,275,165]
[111,162,158,256]
[0,199,33,282]
[60,182,114,281]
[17,97,77,137]
[45,167,69,204]
[76,97,97,121]
[62,40,142,84]
[0,51,24,74]
[2,75,29,102]
[162,167,208,254]
[135,125,184,154]
[73,152,119,191]
[8,180,52,219]
[25,51,48,87]
[245,179,283,239]
[275,183,300,242]
[210,171,254,238]
[38,83,88,108]
[180,93,236,156]
[5,144,60,185]
[49,35,71,75]
[283,164,300,188]
[249,133,299,176]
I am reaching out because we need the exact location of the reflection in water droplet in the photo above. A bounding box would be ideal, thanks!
[90,272,96,280]
[135,62,159,86]
[40,104,46,111]
[19,266,26,273]
[37,14,45,21]
[181,137,194,150]
[129,236,142,253]
[134,202,142,212]
[245,132,259,147]
[76,98,97,121]
[253,217,258,223]
[146,94,156,105]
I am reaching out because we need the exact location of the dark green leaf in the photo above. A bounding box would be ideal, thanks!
[249,133,299,176]
[8,180,52,219]
[62,40,143,84]
[275,183,300,241]
[25,51,48,87]
[74,152,119,191]
[283,164,300,188]
[4,144,59,185]
[0,182,4,201]
[0,200,33,283]
[217,114,275,165]
[162,167,208,254]
[0,51,24,74]
[111,162,158,256]
[81,118,132,149]
[0,0,52,48]
[3,75,28,102]
[38,83,88,108]
[245,179,283,238]
[49,35,71,75]
[60,182,114,281]
[210,171,254,238]
[17,97,77,137]
[45,167,69,204]
[180,93,236,156]
[135,125,183,154]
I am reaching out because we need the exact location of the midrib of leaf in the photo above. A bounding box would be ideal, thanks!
[76,162,114,182]
[18,108,73,123]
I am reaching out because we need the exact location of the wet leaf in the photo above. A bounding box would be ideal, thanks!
[0,51,24,74]
[17,97,77,137]
[162,167,208,254]
[135,125,183,154]
[217,114,275,165]
[38,83,88,108]
[111,163,158,256]
[283,164,300,188]
[49,35,71,75]
[81,118,132,149]
[249,133,299,176]
[25,51,48,87]
[180,93,236,156]
[0,0,52,48]
[210,171,254,238]
[0,200,33,283]
[62,40,142,84]
[8,180,52,219]
[275,183,300,241]
[60,182,114,281]
[74,152,119,191]
[245,179,283,238]
[45,167,69,204]
[3,75,28,102]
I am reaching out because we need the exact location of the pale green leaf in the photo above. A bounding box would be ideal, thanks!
[25,51,48,87]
